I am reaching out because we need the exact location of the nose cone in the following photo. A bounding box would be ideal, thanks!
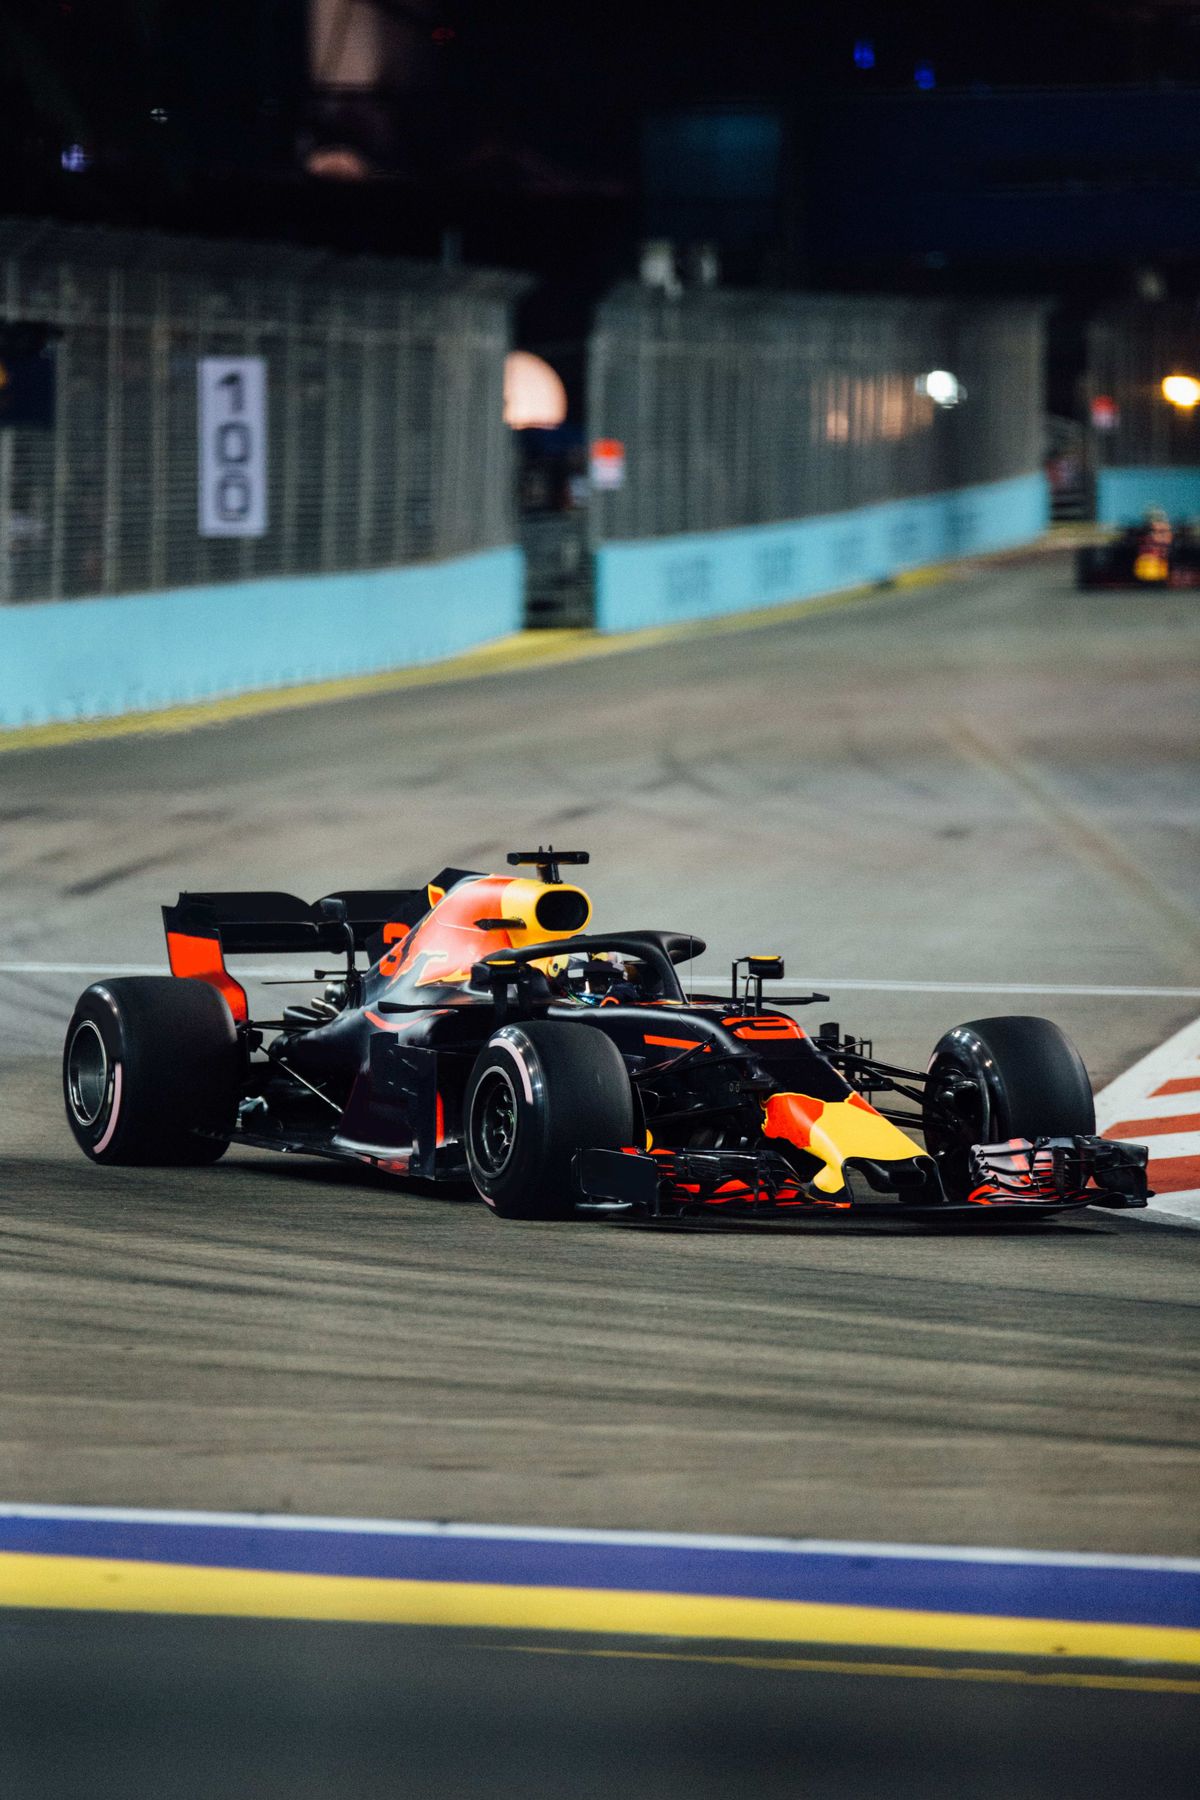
[763,1091,925,1194]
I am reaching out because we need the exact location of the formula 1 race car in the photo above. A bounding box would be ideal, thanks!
[62,852,1150,1224]
[1076,511,1200,589]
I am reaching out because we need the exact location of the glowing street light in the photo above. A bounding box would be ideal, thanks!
[1161,374,1200,410]
[917,369,963,408]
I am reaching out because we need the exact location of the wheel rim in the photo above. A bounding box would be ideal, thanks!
[67,1019,110,1127]
[471,1067,520,1178]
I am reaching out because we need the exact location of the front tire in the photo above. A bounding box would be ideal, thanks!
[63,977,240,1165]
[464,1021,634,1219]
[922,1014,1095,1201]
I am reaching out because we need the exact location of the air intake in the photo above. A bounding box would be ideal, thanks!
[534,886,590,933]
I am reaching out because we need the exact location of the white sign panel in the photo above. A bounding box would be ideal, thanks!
[198,356,268,536]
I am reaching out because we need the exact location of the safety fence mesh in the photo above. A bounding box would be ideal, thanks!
[0,221,523,605]
[588,287,1044,542]
[1087,303,1200,469]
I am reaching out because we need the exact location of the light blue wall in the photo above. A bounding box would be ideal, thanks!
[593,471,1048,634]
[1096,466,1200,525]
[0,546,524,730]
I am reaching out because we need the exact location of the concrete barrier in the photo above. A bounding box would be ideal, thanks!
[1096,467,1200,525]
[593,471,1048,634]
[0,546,524,730]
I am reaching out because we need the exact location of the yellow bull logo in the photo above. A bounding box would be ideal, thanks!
[762,1091,925,1193]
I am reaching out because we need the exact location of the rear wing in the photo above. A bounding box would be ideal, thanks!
[162,887,438,1021]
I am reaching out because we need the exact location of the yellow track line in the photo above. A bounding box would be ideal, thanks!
[3,1554,1199,1669]
[502,1643,1200,1697]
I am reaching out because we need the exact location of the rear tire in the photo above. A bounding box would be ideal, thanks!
[63,977,240,1165]
[922,1014,1095,1201]
[464,1020,634,1219]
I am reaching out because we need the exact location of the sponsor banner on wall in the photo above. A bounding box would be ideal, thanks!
[198,357,268,537]
[590,438,626,490]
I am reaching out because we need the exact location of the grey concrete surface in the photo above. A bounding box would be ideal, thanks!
[1,549,1199,1550]
[3,1056,1199,1551]
[2,551,1199,1070]
[4,1618,1198,1800]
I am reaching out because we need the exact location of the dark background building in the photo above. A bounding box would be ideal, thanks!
[5,3,1200,426]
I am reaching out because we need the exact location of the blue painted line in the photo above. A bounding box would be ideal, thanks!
[2,1512,1197,1629]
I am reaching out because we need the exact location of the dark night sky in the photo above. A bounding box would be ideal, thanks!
[7,2,1200,180]
[4,0,1200,295]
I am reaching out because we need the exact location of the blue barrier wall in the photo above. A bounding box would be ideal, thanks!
[1096,467,1200,525]
[0,546,524,730]
[593,472,1047,634]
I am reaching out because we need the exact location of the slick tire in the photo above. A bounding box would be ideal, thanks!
[922,1014,1095,1200]
[63,977,240,1166]
[464,1020,634,1220]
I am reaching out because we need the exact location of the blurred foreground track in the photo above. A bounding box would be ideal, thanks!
[2,1616,1198,1800]
[1,547,1198,1550]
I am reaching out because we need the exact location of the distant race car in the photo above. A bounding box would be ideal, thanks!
[1076,510,1200,589]
[62,851,1150,1224]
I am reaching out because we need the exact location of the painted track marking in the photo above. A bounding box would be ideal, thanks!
[1095,1014,1200,1227]
[6,960,1200,1000]
[502,1643,1200,1697]
[1,1506,1198,1665]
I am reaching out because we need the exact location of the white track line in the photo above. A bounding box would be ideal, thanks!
[689,972,1200,999]
[1097,1089,1200,1123]
[5,1501,1200,1571]
[5,961,1200,1000]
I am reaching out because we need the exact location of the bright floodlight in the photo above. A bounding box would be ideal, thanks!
[1162,374,1200,409]
[503,351,568,429]
[919,369,962,407]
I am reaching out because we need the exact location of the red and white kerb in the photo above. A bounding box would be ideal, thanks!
[1097,1014,1200,1225]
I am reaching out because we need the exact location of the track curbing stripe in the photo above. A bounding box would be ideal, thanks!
[1096,1014,1200,1226]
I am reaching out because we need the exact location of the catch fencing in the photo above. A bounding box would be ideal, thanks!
[0,221,523,606]
[587,287,1044,543]
[1087,303,1200,470]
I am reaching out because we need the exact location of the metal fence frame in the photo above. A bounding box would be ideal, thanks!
[0,221,525,606]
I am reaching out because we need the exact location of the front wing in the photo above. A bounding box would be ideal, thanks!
[573,1135,1150,1219]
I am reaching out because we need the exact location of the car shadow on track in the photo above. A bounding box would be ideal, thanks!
[227,1149,473,1204]
[229,1152,1115,1237]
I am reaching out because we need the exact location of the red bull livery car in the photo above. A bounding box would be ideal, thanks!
[1077,512,1200,589]
[63,850,1150,1224]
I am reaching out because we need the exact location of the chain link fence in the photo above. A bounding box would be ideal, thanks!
[1087,303,1200,469]
[0,221,524,606]
[588,287,1044,543]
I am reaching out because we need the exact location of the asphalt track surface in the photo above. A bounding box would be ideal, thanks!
[4,1616,1199,1800]
[2,547,1200,1549]
[2,549,1200,1795]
